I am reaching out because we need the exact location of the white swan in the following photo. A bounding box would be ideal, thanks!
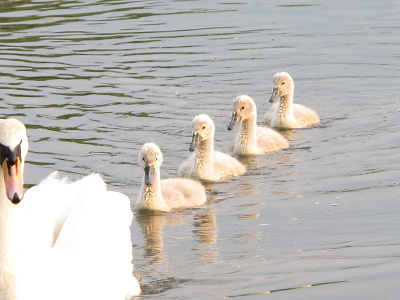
[264,72,320,128]
[227,95,289,155]
[178,114,246,181]
[0,118,140,300]
[134,143,207,212]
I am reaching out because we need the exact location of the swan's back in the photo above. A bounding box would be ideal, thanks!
[256,126,289,153]
[292,103,320,127]
[161,177,207,209]
[19,172,140,300]
[213,150,246,178]
[20,172,79,249]
[265,103,319,128]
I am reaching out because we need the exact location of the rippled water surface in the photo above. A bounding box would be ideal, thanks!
[1,0,400,298]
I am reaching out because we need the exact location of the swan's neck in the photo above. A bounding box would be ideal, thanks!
[236,114,258,153]
[277,94,296,125]
[138,168,168,211]
[0,180,20,300]
[195,138,215,178]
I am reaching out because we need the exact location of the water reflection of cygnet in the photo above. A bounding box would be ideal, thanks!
[135,207,220,265]
[193,206,218,244]
[236,150,295,175]
[277,128,296,141]
[192,207,220,263]
[135,212,187,266]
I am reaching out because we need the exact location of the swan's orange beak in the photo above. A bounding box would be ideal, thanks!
[2,158,24,204]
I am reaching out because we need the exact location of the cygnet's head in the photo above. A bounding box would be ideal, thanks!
[0,118,28,204]
[189,114,215,152]
[138,143,163,185]
[269,72,294,103]
[227,95,256,131]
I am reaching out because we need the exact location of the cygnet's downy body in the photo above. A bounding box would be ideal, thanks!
[135,143,206,212]
[228,95,289,155]
[264,72,320,129]
[178,114,246,181]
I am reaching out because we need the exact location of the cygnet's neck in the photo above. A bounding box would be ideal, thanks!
[195,137,215,178]
[0,180,20,300]
[236,113,258,153]
[277,93,296,124]
[138,168,168,211]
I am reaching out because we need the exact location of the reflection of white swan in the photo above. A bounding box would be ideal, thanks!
[178,114,246,181]
[0,118,140,300]
[264,72,320,128]
[135,143,206,212]
[228,95,289,155]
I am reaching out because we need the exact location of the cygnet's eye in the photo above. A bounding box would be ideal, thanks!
[202,125,206,130]
[142,157,145,161]
[281,81,285,85]
[241,106,245,110]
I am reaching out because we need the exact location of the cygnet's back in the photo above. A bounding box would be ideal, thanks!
[161,178,206,208]
[135,143,206,212]
[178,114,246,181]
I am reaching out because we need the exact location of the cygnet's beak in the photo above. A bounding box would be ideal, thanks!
[269,86,280,103]
[2,157,24,204]
[144,165,153,186]
[227,112,241,131]
[189,133,201,152]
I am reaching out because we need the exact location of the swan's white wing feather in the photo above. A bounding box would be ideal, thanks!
[18,173,140,300]
[20,171,76,249]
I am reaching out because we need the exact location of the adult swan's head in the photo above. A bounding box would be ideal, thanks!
[0,118,28,204]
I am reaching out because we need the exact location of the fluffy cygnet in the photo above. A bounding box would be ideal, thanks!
[228,95,289,155]
[178,114,246,181]
[264,72,320,128]
[135,143,207,212]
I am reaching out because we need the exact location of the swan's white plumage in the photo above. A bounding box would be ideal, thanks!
[178,114,246,181]
[264,72,320,128]
[0,118,140,300]
[228,95,289,155]
[135,143,206,212]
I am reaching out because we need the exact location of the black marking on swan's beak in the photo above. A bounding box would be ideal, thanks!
[227,112,241,131]
[11,193,21,204]
[189,133,201,152]
[0,141,24,203]
[144,165,153,186]
[269,86,279,103]
[0,140,22,172]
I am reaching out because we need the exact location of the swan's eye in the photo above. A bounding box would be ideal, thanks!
[202,126,206,130]
[281,81,285,85]
[241,106,245,110]
[142,157,145,161]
